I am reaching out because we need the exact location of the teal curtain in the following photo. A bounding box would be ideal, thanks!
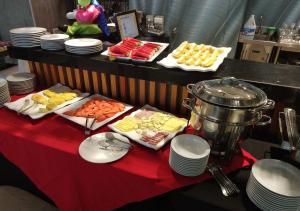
[129,0,300,57]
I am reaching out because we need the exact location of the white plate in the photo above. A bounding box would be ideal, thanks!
[10,32,46,37]
[66,46,102,51]
[101,41,169,63]
[40,34,69,40]
[10,27,47,34]
[108,104,187,150]
[79,132,130,163]
[66,44,102,49]
[66,49,102,55]
[12,44,40,48]
[65,38,102,47]
[6,72,35,82]
[4,83,89,119]
[252,159,300,197]
[0,78,8,87]
[171,134,210,159]
[157,47,231,72]
[250,175,300,202]
[247,182,300,210]
[55,94,133,130]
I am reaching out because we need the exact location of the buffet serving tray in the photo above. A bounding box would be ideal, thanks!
[101,41,169,62]
[55,94,133,130]
[108,104,187,150]
[4,83,89,119]
[157,47,231,72]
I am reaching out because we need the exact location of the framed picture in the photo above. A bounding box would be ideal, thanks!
[115,10,139,39]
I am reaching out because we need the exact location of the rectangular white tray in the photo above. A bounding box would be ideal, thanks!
[157,47,231,72]
[101,41,169,62]
[54,94,133,130]
[108,105,187,150]
[4,83,89,119]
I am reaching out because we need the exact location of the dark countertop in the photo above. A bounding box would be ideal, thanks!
[8,46,300,90]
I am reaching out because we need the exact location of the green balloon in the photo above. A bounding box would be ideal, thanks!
[78,0,90,7]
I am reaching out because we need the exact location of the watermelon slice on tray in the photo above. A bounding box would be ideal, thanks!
[101,38,169,62]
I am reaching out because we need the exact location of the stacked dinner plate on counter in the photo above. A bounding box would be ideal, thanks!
[169,134,211,177]
[6,72,36,95]
[246,159,300,211]
[0,78,10,107]
[40,34,69,51]
[65,38,103,55]
[10,27,47,47]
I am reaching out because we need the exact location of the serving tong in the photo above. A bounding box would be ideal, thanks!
[279,108,300,162]
[207,163,240,197]
[279,108,300,149]
[84,115,96,135]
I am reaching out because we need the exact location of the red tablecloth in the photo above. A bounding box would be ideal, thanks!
[0,96,256,211]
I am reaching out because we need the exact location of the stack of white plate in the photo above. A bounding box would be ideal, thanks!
[10,27,47,47]
[65,38,103,55]
[40,34,69,51]
[169,134,210,177]
[0,78,10,107]
[6,73,36,95]
[246,159,300,211]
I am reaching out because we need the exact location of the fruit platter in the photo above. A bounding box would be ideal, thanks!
[108,105,188,150]
[4,83,89,119]
[157,41,231,72]
[101,37,169,62]
[55,94,133,130]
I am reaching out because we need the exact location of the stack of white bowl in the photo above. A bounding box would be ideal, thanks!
[40,34,69,51]
[246,159,300,211]
[6,73,36,95]
[65,38,103,55]
[10,27,47,47]
[169,134,210,177]
[0,78,10,107]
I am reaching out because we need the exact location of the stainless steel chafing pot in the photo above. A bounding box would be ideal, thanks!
[182,77,275,160]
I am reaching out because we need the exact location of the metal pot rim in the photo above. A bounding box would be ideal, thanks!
[187,78,269,108]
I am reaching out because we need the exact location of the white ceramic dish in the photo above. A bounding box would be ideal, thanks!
[169,134,210,177]
[157,47,231,72]
[55,94,133,130]
[40,34,69,40]
[4,83,89,119]
[108,104,187,150]
[171,134,210,159]
[79,132,130,163]
[251,159,300,197]
[6,72,35,82]
[101,41,169,63]
[10,27,47,34]
[65,38,102,47]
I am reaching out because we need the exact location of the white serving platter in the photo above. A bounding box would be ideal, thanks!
[157,47,231,72]
[108,104,187,150]
[4,83,89,119]
[55,94,133,130]
[101,41,169,62]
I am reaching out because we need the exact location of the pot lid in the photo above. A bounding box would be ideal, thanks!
[189,77,267,108]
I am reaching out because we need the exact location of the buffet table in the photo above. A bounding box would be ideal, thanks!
[4,37,300,210]
[0,95,256,211]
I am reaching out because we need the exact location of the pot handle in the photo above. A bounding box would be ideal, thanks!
[186,84,195,94]
[256,115,272,126]
[261,99,275,110]
[220,77,237,85]
[182,97,195,111]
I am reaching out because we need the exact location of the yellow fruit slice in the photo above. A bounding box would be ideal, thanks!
[114,117,137,132]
